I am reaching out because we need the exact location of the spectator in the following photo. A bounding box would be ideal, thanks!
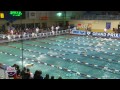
[16,66,21,76]
[58,77,62,79]
[44,74,49,79]
[33,70,43,79]
[51,76,54,79]
[9,64,64,79]
[12,64,17,68]
[23,68,31,79]
[21,67,27,79]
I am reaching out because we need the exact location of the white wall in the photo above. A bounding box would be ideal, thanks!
[69,20,120,30]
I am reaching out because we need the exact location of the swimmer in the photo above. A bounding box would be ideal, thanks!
[96,42,102,46]
[81,51,87,55]
[25,63,34,67]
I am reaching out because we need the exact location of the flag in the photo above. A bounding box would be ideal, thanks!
[106,22,111,29]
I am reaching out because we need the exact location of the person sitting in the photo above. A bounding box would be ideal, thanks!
[16,65,21,76]
[58,76,62,79]
[21,67,27,79]
[23,68,31,79]
[44,74,49,79]
[51,76,54,79]
[33,70,43,79]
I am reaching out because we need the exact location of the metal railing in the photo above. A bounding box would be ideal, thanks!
[0,30,70,43]
[71,15,120,20]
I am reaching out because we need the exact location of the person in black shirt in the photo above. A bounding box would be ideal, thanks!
[58,77,62,79]
[23,68,30,79]
[21,67,27,79]
[44,74,49,79]
[51,76,54,79]
[33,70,43,79]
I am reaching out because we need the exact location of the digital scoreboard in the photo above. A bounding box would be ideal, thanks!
[9,11,23,16]
[0,11,25,21]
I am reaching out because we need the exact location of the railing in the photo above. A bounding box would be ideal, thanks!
[0,30,70,43]
[71,15,120,20]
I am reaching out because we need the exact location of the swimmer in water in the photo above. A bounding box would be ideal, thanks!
[81,51,87,55]
[25,63,34,67]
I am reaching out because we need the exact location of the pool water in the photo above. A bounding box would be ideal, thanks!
[0,35,120,79]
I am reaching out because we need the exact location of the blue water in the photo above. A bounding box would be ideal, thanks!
[0,35,120,79]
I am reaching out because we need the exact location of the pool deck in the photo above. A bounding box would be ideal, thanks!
[0,31,69,44]
[0,38,31,44]
[0,35,54,44]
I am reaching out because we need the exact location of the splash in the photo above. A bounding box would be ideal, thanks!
[8,59,16,62]
[95,48,104,52]
[24,53,32,57]
[96,43,103,46]
[47,51,58,56]
[102,63,111,79]
[102,72,110,79]
[32,55,36,58]
[16,60,29,67]
[36,54,47,61]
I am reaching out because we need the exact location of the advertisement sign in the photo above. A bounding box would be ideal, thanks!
[92,32,107,37]
[107,33,120,38]
[72,30,86,35]
[40,16,48,20]
[71,29,120,38]
[86,31,92,35]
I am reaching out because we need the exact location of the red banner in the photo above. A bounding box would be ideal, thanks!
[40,16,48,20]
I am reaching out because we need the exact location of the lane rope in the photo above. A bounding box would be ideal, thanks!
[0,50,98,79]
[5,45,120,76]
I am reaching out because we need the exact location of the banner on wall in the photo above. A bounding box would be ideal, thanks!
[77,24,81,26]
[72,30,86,35]
[71,29,120,38]
[106,22,111,29]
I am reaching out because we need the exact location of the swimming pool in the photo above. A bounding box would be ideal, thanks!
[0,35,120,79]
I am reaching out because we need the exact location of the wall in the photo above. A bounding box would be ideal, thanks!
[0,19,58,28]
[69,20,120,32]
[0,20,7,25]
